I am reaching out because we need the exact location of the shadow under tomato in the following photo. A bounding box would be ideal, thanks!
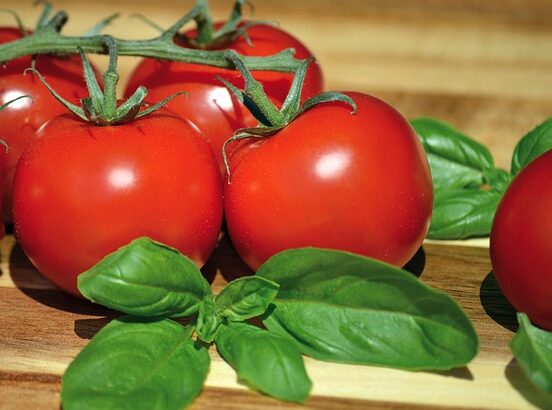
[402,246,426,278]
[479,271,518,332]
[505,358,552,409]
[201,232,254,284]
[9,241,113,316]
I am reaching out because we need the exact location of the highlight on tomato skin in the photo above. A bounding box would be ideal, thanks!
[0,27,94,224]
[125,22,324,176]
[223,91,434,272]
[12,109,224,297]
[490,149,552,331]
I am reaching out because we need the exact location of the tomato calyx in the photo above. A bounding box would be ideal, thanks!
[26,37,186,126]
[133,0,272,50]
[221,51,357,177]
[186,0,272,50]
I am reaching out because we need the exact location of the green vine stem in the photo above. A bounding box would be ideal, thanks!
[0,3,303,73]
[220,51,356,178]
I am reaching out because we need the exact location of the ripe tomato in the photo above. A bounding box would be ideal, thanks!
[13,109,223,297]
[125,23,324,175]
[0,27,92,223]
[490,149,552,330]
[224,92,433,271]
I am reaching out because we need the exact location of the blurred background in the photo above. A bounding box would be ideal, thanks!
[2,0,551,169]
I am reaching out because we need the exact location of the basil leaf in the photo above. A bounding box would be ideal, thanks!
[215,276,279,321]
[78,237,212,317]
[61,316,210,410]
[511,313,552,393]
[216,322,312,403]
[258,248,478,370]
[429,188,503,239]
[511,118,552,175]
[196,296,222,343]
[411,117,494,190]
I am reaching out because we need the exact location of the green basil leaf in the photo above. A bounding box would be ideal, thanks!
[511,118,552,175]
[61,316,210,410]
[215,276,279,321]
[429,188,504,239]
[196,295,222,343]
[78,237,212,317]
[411,117,494,190]
[258,248,478,370]
[511,313,552,393]
[216,322,312,403]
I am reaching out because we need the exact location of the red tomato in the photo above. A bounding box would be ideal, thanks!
[490,149,552,330]
[0,27,92,223]
[224,92,433,271]
[125,23,324,175]
[13,109,223,297]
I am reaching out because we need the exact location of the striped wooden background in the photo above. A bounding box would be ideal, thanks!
[1,1,551,408]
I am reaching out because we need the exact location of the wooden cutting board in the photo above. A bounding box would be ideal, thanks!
[1,233,552,410]
[1,1,552,408]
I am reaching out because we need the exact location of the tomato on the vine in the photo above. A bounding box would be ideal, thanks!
[0,27,92,223]
[490,149,552,331]
[13,109,223,297]
[224,91,433,271]
[125,23,323,175]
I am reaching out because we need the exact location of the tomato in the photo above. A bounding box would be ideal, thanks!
[224,92,433,271]
[490,149,552,330]
[125,23,324,175]
[0,27,92,223]
[13,109,223,297]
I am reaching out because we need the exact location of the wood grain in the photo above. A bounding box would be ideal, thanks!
[1,1,551,408]
[1,233,552,409]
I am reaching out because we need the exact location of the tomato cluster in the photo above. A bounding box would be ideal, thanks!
[1,13,433,297]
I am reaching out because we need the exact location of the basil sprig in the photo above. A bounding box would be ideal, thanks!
[429,168,511,239]
[411,117,552,239]
[258,247,478,370]
[411,117,495,191]
[511,313,552,394]
[62,317,210,410]
[64,238,479,408]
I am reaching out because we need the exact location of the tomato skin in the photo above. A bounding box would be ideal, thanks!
[490,150,552,330]
[224,92,433,271]
[0,27,92,223]
[13,110,223,297]
[125,23,324,175]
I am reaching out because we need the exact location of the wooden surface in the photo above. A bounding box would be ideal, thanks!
[2,0,552,169]
[1,233,552,410]
[1,1,552,409]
